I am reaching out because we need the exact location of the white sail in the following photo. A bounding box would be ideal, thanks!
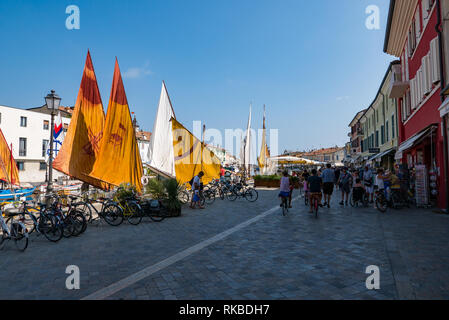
[147,81,176,177]
[243,104,252,172]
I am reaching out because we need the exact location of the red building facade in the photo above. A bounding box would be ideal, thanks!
[385,0,447,209]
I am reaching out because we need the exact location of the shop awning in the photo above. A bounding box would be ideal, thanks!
[394,125,438,160]
[368,148,396,162]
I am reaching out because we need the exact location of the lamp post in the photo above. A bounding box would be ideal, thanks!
[44,90,61,195]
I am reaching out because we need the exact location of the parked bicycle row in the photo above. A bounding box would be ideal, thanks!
[0,188,170,252]
[177,177,259,208]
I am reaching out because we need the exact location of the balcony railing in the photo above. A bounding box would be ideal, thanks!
[389,64,409,98]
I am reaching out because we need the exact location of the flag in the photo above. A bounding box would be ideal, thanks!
[52,50,109,189]
[171,118,220,185]
[0,129,19,186]
[88,59,143,192]
[54,112,64,139]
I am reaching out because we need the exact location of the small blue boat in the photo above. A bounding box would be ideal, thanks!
[0,188,36,201]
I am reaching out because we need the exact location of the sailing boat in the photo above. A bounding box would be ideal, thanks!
[258,105,275,175]
[53,50,109,190]
[0,128,35,201]
[171,118,221,185]
[145,82,220,184]
[146,81,176,178]
[88,58,143,192]
[242,104,252,177]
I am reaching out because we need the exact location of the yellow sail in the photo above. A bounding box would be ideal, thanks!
[52,51,110,189]
[258,106,269,173]
[171,118,220,185]
[0,128,19,186]
[88,59,143,192]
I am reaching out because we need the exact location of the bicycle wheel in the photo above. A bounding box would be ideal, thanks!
[39,215,63,242]
[204,191,215,205]
[226,190,238,201]
[62,216,75,238]
[178,191,190,204]
[282,199,287,216]
[22,211,37,234]
[71,211,87,236]
[149,203,167,222]
[102,203,124,226]
[11,223,28,252]
[244,188,258,202]
[76,202,93,222]
[375,196,387,213]
[304,193,309,206]
[126,201,143,225]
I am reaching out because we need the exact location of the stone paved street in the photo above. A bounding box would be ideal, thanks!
[1,189,449,300]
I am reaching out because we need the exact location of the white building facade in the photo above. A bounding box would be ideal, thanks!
[0,105,71,184]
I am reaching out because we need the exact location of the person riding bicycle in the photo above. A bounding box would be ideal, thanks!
[307,169,322,213]
[279,171,291,208]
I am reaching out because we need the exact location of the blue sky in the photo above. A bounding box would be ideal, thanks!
[0,0,393,155]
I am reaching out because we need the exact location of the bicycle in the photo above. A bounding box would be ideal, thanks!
[0,205,29,251]
[178,182,191,204]
[5,200,64,242]
[350,188,369,208]
[310,192,321,219]
[73,195,124,227]
[139,199,169,222]
[280,196,289,216]
[227,183,258,202]
[374,188,387,213]
[117,197,143,225]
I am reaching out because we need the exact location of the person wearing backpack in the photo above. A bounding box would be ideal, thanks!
[338,167,352,206]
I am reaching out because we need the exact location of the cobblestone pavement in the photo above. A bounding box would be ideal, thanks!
[1,189,449,300]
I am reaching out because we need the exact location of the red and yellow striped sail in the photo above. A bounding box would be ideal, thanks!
[88,59,143,192]
[52,51,109,189]
[0,129,19,186]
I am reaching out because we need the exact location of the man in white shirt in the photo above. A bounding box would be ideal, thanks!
[190,171,205,209]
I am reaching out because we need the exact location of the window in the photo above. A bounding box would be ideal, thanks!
[42,140,49,157]
[43,120,49,130]
[430,37,441,84]
[386,122,389,142]
[17,161,25,171]
[63,123,68,133]
[381,126,385,145]
[39,162,47,171]
[375,131,379,147]
[392,115,395,138]
[19,138,27,157]
[20,116,27,127]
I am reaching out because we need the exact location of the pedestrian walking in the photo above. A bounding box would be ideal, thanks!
[338,167,352,206]
[190,171,205,209]
[321,163,335,208]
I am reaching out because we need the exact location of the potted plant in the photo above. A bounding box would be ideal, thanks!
[162,179,182,217]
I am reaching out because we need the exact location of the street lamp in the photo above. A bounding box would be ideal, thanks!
[44,90,61,194]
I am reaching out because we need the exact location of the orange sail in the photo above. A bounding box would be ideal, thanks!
[88,59,143,192]
[0,128,19,186]
[52,51,109,189]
